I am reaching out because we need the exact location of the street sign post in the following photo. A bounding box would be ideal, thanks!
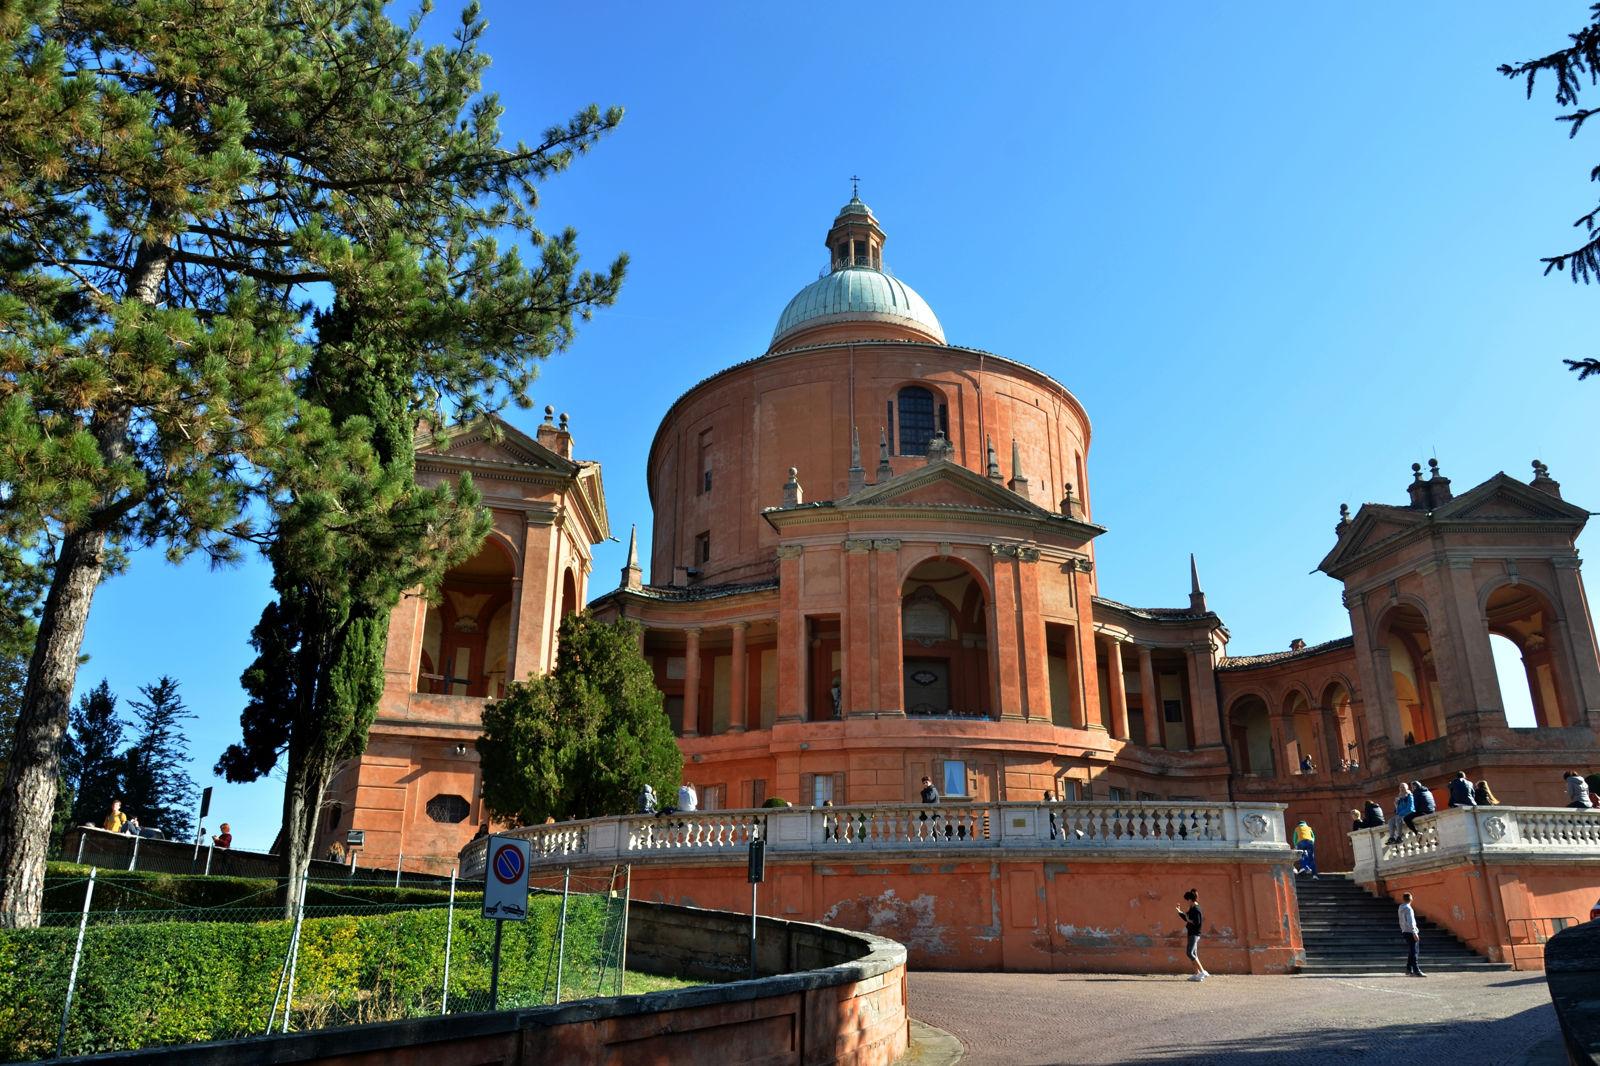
[192,786,214,862]
[482,836,531,1009]
[747,835,765,978]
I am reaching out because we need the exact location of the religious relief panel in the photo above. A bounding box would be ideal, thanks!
[904,586,953,645]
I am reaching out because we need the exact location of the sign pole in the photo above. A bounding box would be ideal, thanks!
[489,917,504,1011]
[747,833,765,980]
[750,879,758,980]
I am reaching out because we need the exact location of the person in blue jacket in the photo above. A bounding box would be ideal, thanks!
[1388,782,1416,844]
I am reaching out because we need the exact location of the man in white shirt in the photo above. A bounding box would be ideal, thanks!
[678,782,698,813]
[1398,892,1425,977]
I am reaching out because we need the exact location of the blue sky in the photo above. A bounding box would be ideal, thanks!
[74,3,1599,847]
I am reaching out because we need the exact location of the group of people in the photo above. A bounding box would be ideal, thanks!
[1299,753,1362,774]
[638,781,699,815]
[100,799,231,848]
[1348,769,1597,847]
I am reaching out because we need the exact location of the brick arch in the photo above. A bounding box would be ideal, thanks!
[1475,575,1564,620]
[895,547,993,604]
[1370,594,1434,648]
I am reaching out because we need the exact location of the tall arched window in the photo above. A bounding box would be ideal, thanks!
[897,386,936,456]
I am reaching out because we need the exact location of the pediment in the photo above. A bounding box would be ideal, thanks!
[419,415,576,473]
[842,460,1051,516]
[1433,474,1588,525]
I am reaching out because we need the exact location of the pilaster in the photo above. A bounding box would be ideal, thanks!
[728,622,748,733]
[1185,643,1222,747]
[1552,556,1600,723]
[1104,635,1129,740]
[989,547,1024,721]
[1138,646,1162,747]
[682,627,702,738]
[776,545,806,723]
[873,540,904,714]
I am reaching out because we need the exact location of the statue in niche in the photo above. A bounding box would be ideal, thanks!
[831,676,841,718]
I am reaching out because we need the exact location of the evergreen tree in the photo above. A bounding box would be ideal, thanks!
[0,546,44,781]
[118,677,196,839]
[1500,7,1600,378]
[0,0,622,924]
[478,615,681,825]
[60,680,124,831]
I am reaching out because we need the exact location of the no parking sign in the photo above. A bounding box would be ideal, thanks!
[482,836,531,920]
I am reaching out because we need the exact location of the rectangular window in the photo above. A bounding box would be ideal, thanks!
[811,774,834,806]
[1108,786,1127,803]
[702,784,726,811]
[750,779,767,808]
[942,759,967,798]
[886,400,894,451]
[695,531,710,565]
[1163,699,1184,724]
[1058,779,1079,802]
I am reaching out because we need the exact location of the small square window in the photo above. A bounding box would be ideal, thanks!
[695,531,710,565]
[1109,786,1127,803]
[942,760,967,797]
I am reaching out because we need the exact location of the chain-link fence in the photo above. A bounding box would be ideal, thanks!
[0,865,649,1061]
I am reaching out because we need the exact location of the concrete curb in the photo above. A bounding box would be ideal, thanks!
[901,1018,964,1065]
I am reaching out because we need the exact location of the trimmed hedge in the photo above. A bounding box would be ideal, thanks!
[0,893,618,1060]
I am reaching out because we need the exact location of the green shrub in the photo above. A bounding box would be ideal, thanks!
[760,797,791,808]
[0,894,621,1059]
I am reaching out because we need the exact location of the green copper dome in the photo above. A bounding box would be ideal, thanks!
[771,266,945,348]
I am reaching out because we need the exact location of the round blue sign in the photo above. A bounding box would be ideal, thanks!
[492,842,525,885]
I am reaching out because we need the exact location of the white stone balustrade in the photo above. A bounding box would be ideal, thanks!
[461,801,1289,879]
[1350,805,1600,883]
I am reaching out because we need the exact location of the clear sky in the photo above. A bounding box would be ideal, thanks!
[74,3,1600,848]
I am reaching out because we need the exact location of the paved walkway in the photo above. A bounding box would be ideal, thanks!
[908,970,1565,1065]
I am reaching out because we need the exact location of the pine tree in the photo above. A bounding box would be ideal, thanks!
[60,680,124,832]
[0,546,44,782]
[0,0,623,924]
[118,677,196,839]
[478,615,681,825]
[1500,7,1600,379]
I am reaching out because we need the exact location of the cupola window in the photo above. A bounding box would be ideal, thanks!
[896,386,937,456]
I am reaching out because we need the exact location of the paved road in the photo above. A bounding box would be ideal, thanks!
[908,970,1565,1065]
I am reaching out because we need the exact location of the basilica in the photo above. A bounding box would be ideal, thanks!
[321,196,1600,876]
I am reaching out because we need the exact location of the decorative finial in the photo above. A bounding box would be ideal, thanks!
[558,411,569,431]
[620,524,642,590]
[1336,503,1351,537]
[1427,457,1440,477]
[850,174,861,199]
[985,436,1002,481]
[848,425,866,493]
[1411,462,1423,481]
[783,466,803,507]
[543,405,555,424]
[1189,553,1207,613]
[1060,482,1080,519]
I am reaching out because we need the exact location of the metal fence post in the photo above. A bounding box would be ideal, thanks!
[55,868,97,1058]
[440,866,457,1015]
[280,873,310,1033]
[554,867,571,1005]
[269,875,310,1034]
[395,853,402,888]
[203,844,214,877]
[74,832,85,865]
[617,865,631,997]
[127,833,140,872]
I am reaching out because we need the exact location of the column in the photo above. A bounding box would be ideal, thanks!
[844,540,874,714]
[1017,550,1050,720]
[728,622,748,732]
[1072,566,1103,728]
[1104,636,1129,740]
[515,511,558,677]
[383,591,428,695]
[1551,557,1600,723]
[1138,646,1162,747]
[990,551,1024,720]
[681,627,701,738]
[1185,644,1222,747]
[1445,559,1504,718]
[776,546,806,723]
[873,541,903,714]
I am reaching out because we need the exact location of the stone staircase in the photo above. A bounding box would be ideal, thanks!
[1295,873,1511,974]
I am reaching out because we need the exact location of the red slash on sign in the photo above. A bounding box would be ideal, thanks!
[492,842,525,885]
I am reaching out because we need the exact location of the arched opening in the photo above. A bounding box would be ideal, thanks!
[1323,681,1361,769]
[1382,603,1444,745]
[1485,584,1566,728]
[1284,691,1321,773]
[1227,695,1274,776]
[417,538,516,698]
[901,558,990,717]
[561,568,579,619]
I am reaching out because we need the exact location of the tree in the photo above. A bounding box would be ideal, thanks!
[60,680,124,832]
[1500,7,1600,379]
[0,546,44,782]
[118,677,196,839]
[205,1,625,904]
[478,615,681,825]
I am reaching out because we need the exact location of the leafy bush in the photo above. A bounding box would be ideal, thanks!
[0,893,620,1059]
[761,797,791,808]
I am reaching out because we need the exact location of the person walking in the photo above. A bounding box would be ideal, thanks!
[1291,820,1318,877]
[1389,782,1416,844]
[1447,771,1477,808]
[1177,888,1208,981]
[1564,771,1591,810]
[102,799,126,834]
[1399,892,1426,977]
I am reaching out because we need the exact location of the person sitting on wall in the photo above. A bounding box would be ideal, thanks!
[1349,808,1364,833]
[1410,780,1438,821]
[1359,799,1385,829]
[1472,780,1500,806]
[1300,754,1316,774]
[1447,771,1477,808]
[123,815,141,835]
[102,799,126,834]
[1388,782,1416,845]
[1564,770,1592,810]
[639,782,657,815]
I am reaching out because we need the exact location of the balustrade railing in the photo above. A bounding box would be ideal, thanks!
[459,800,1288,878]
[1351,805,1600,883]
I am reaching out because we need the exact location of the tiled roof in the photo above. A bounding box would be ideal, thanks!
[1091,596,1212,622]
[1217,635,1353,670]
[597,580,779,604]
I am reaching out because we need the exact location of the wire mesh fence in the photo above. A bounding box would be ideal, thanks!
[0,865,639,1061]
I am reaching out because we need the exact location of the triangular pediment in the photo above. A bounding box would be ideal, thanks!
[419,415,576,473]
[843,460,1053,516]
[1432,473,1589,525]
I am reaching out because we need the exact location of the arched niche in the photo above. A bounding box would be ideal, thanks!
[1378,602,1444,745]
[1227,695,1274,776]
[900,557,990,717]
[417,537,516,698]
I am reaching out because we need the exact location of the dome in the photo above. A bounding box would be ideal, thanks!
[771,267,945,348]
